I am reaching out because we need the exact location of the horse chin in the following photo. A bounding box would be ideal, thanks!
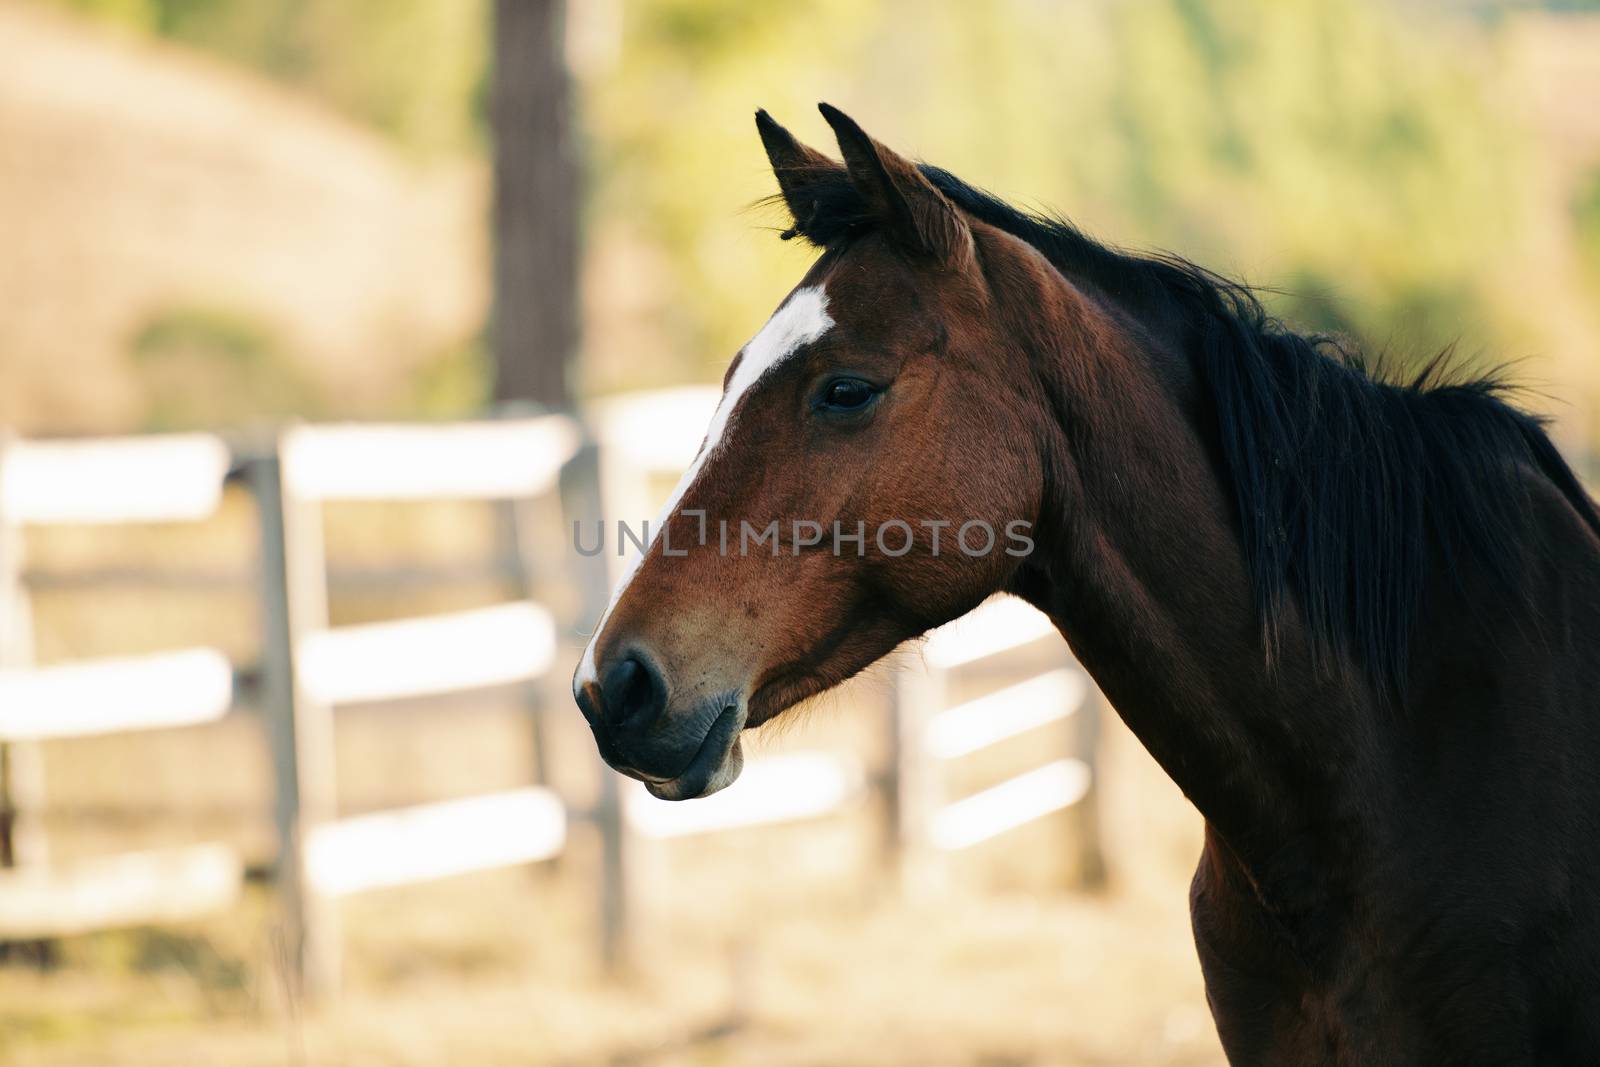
[641,707,747,801]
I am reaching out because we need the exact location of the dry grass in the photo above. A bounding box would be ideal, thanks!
[0,704,1224,1067]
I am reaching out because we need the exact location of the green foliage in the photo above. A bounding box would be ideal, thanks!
[581,0,883,388]
[51,0,158,27]
[1575,165,1600,285]
[129,305,322,430]
[1099,0,1522,355]
[404,335,492,418]
[44,0,1579,405]
[586,0,1531,390]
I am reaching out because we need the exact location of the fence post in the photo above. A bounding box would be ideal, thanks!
[251,451,340,1002]
[1068,677,1108,890]
[505,491,559,834]
[484,405,555,807]
[562,440,629,971]
[889,664,946,896]
[0,438,48,881]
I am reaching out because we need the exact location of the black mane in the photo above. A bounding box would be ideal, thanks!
[777,163,1600,694]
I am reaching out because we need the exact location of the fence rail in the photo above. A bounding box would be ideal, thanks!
[0,434,229,525]
[280,419,578,502]
[0,396,1105,997]
[0,649,233,741]
[0,845,241,940]
[295,601,557,705]
[625,752,865,840]
[924,669,1086,760]
[305,788,568,897]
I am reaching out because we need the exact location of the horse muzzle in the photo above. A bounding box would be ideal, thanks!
[574,652,748,800]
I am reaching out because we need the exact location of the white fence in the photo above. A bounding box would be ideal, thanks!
[257,417,578,996]
[0,434,244,939]
[0,396,1103,996]
[896,599,1103,886]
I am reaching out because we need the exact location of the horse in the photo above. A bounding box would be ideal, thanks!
[571,104,1600,1064]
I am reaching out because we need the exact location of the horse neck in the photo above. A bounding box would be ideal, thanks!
[1009,281,1380,879]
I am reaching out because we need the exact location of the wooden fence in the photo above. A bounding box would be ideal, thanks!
[895,599,1104,890]
[0,433,244,939]
[260,416,580,998]
[0,396,1104,997]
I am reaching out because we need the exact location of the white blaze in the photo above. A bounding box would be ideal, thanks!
[574,285,834,691]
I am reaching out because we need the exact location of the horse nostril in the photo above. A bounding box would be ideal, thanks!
[617,659,650,724]
[602,653,665,733]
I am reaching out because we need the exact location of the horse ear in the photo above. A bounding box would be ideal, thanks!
[817,103,973,267]
[755,109,843,239]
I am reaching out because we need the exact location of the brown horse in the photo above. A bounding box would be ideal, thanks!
[572,105,1600,1063]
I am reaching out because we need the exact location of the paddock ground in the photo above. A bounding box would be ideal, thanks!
[0,708,1225,1067]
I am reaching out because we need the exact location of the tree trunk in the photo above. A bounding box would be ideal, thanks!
[492,0,578,411]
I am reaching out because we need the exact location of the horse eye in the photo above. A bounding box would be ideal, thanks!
[820,378,877,412]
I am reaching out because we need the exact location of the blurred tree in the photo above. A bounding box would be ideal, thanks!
[40,0,1597,423]
[581,0,1532,392]
[51,0,157,24]
[491,0,579,411]
[1575,166,1600,286]
[406,335,492,418]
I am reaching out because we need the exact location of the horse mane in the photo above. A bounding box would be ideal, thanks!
[772,161,1600,694]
